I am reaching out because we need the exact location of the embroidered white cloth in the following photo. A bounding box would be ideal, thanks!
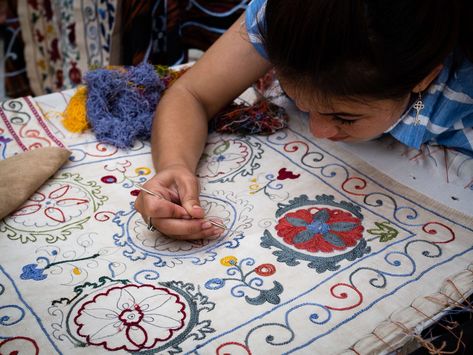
[0,92,472,354]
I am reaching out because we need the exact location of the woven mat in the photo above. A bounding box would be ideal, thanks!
[0,96,472,354]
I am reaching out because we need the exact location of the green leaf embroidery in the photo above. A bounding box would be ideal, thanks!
[367,221,399,242]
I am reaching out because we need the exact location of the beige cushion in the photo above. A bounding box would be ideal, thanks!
[0,147,71,219]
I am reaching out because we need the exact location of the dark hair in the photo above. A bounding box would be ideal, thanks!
[260,0,473,102]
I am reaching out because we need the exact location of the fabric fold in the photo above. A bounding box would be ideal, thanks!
[0,147,71,219]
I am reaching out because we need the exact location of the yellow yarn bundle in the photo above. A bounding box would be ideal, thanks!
[62,86,89,133]
[60,65,188,133]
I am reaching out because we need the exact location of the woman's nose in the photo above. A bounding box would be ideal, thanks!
[309,114,339,138]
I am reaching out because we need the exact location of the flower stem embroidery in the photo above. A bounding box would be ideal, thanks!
[205,256,283,305]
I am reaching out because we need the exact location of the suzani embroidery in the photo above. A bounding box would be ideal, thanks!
[205,256,283,305]
[1,89,472,354]
[113,191,253,267]
[19,233,127,284]
[276,208,363,253]
[197,137,264,183]
[0,173,107,243]
[261,195,371,272]
[249,167,301,201]
[75,284,186,351]
[48,276,215,353]
[367,221,400,242]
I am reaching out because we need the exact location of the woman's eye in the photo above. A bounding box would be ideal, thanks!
[333,116,355,125]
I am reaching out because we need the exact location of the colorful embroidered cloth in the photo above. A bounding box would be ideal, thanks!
[17,0,119,95]
[13,0,246,96]
[0,93,472,354]
[0,97,66,157]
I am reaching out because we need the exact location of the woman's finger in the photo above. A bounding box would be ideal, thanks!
[135,191,189,219]
[151,217,224,240]
[174,174,205,219]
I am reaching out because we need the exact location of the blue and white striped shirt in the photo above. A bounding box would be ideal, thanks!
[246,0,473,156]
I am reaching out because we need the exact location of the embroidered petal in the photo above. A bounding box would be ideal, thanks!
[329,221,359,232]
[207,160,220,175]
[29,192,45,202]
[88,320,122,341]
[48,185,70,199]
[293,229,315,244]
[285,216,309,227]
[141,313,183,329]
[213,141,230,154]
[56,198,89,207]
[138,294,174,312]
[126,325,148,348]
[81,307,119,320]
[219,153,244,162]
[323,232,346,248]
[44,207,66,223]
[12,204,41,216]
[116,288,136,311]
[312,209,330,223]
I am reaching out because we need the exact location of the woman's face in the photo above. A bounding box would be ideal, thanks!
[281,82,411,142]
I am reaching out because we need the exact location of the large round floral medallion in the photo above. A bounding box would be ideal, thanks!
[113,191,252,267]
[261,195,371,273]
[197,138,263,183]
[276,208,364,253]
[74,284,186,351]
[0,173,107,243]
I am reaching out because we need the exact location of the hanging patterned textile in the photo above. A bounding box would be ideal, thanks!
[16,0,120,95]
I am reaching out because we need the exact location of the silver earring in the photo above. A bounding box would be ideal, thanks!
[413,92,424,126]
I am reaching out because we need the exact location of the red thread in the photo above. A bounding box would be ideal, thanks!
[0,336,40,355]
[284,141,308,154]
[254,263,276,277]
[341,177,368,196]
[211,100,288,135]
[216,342,252,355]
[326,283,363,311]
[422,222,455,244]
[94,211,116,222]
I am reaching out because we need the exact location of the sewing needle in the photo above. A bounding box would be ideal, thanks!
[135,183,229,231]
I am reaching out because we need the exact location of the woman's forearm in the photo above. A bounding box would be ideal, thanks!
[150,12,271,173]
[151,83,209,173]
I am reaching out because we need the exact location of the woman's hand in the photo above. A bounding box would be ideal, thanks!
[136,13,271,240]
[134,164,224,240]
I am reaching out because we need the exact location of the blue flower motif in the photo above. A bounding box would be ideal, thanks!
[205,278,225,290]
[287,209,357,246]
[277,208,363,253]
[20,264,47,281]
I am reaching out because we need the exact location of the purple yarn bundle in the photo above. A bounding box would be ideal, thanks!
[84,63,164,148]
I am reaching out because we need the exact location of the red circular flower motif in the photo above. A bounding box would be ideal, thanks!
[275,208,363,253]
[254,263,276,276]
[101,175,117,184]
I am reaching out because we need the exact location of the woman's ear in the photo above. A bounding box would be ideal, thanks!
[412,64,444,93]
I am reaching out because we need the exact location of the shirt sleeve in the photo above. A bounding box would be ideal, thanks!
[245,0,269,59]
